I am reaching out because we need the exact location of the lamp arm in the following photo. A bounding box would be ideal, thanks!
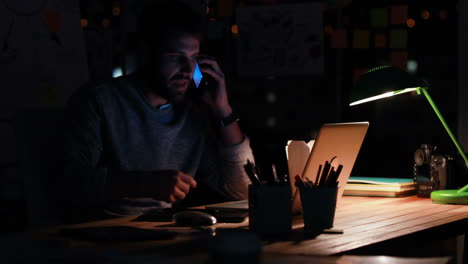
[420,87,468,168]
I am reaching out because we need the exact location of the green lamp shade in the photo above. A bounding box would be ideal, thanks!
[350,66,426,105]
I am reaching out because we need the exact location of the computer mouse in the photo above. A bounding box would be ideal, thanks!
[172,210,217,226]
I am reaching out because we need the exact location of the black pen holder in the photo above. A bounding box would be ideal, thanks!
[299,187,338,233]
[248,184,292,235]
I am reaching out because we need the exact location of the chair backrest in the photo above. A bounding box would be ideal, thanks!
[13,108,65,228]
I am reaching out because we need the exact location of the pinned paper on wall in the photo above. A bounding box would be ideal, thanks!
[390,51,408,70]
[236,3,324,76]
[330,29,347,48]
[45,11,61,32]
[374,33,387,48]
[352,68,368,83]
[370,8,388,28]
[391,5,408,25]
[390,29,407,49]
[352,30,370,49]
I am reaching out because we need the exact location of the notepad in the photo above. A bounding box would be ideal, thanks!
[344,177,416,197]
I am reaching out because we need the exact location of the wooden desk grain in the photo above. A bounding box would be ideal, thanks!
[39,196,467,259]
[264,196,468,256]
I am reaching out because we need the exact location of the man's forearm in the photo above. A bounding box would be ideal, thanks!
[220,120,244,146]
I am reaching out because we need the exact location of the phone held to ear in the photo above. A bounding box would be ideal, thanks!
[192,62,213,92]
[193,62,203,88]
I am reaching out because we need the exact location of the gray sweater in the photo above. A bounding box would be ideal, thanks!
[63,76,253,215]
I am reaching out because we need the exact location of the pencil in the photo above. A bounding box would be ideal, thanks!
[315,164,322,187]
[319,161,330,187]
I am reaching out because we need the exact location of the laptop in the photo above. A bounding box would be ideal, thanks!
[291,121,369,214]
[207,122,369,215]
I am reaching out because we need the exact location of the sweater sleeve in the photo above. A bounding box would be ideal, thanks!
[196,132,254,201]
[217,136,255,200]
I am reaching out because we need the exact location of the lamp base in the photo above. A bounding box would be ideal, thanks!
[430,184,468,205]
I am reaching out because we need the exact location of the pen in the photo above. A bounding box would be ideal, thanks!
[315,164,322,187]
[319,161,330,187]
[244,160,261,185]
[334,164,343,180]
[325,168,335,187]
[330,164,343,186]
[271,164,279,184]
[325,164,342,187]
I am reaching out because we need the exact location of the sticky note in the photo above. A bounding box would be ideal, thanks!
[353,30,370,49]
[370,8,388,28]
[391,5,408,25]
[390,51,408,70]
[45,11,61,32]
[330,29,347,48]
[374,33,386,48]
[390,29,407,49]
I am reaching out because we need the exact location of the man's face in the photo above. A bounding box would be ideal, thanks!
[156,34,200,103]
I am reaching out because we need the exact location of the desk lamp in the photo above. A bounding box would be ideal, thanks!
[350,65,468,205]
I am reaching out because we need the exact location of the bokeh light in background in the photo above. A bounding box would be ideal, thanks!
[421,9,430,20]
[112,67,123,78]
[80,18,88,28]
[112,7,120,16]
[439,9,448,20]
[266,92,277,104]
[231,24,239,37]
[407,60,418,74]
[101,18,111,28]
[266,117,277,128]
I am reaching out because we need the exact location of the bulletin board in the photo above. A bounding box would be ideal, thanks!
[236,3,324,76]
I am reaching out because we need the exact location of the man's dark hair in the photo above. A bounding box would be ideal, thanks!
[136,0,205,79]
[138,0,205,48]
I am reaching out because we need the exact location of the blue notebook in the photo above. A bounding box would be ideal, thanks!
[347,177,415,186]
[344,177,415,197]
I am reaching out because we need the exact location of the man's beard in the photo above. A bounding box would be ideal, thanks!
[150,73,192,104]
[166,73,192,103]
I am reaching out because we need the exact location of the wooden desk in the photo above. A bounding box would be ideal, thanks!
[265,195,468,257]
[33,195,467,263]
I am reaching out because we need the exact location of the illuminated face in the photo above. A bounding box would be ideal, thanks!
[157,34,200,103]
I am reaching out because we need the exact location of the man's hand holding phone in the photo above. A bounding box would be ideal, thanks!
[192,55,243,146]
[193,55,231,119]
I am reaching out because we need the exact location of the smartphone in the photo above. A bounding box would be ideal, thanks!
[193,62,203,88]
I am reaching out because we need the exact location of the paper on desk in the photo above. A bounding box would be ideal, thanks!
[285,140,314,213]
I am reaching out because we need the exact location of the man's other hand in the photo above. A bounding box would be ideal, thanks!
[153,170,197,203]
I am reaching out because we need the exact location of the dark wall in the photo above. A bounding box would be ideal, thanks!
[77,0,461,179]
